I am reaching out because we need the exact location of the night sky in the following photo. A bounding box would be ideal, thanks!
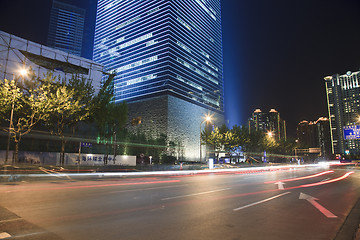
[1,0,360,137]
[222,0,360,136]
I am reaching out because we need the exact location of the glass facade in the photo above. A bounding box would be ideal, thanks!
[93,0,223,113]
[47,0,85,56]
[0,30,103,94]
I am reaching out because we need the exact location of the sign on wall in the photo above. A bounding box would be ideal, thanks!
[343,125,360,140]
[64,154,136,166]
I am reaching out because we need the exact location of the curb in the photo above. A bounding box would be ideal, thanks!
[334,198,360,240]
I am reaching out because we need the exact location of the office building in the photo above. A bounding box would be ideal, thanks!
[47,0,86,56]
[248,109,287,140]
[93,0,224,161]
[325,71,360,155]
[297,118,331,158]
[316,118,332,158]
[297,120,317,147]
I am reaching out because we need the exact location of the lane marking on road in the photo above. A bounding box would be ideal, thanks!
[39,167,72,180]
[0,217,22,223]
[275,181,285,190]
[233,192,291,211]
[8,231,48,239]
[161,188,232,201]
[299,192,337,218]
[0,232,11,239]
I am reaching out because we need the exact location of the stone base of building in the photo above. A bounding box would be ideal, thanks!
[127,95,224,162]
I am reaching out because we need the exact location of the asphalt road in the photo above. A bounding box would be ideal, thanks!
[0,165,359,240]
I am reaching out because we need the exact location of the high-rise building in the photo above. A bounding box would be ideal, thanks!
[297,118,331,158]
[47,0,86,56]
[297,120,317,148]
[316,118,332,158]
[93,0,224,161]
[248,109,286,140]
[325,71,360,155]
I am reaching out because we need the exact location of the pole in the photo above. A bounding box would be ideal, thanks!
[199,116,212,163]
[78,142,81,173]
[295,148,299,165]
[200,119,205,162]
[113,129,116,160]
[5,83,16,165]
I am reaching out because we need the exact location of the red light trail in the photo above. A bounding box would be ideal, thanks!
[264,170,334,184]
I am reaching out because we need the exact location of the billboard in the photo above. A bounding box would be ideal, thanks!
[343,125,360,140]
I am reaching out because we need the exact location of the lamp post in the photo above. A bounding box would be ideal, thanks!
[200,115,212,162]
[5,68,28,164]
[294,140,300,165]
[263,131,274,162]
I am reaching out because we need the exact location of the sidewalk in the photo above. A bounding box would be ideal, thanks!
[0,205,63,240]
[355,227,360,240]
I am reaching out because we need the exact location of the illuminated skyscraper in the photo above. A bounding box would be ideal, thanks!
[93,0,224,160]
[47,0,86,56]
[325,71,360,155]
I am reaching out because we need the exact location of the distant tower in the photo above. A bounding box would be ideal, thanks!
[296,118,331,158]
[325,71,360,155]
[47,0,85,56]
[248,109,286,140]
[316,118,332,158]
[297,120,317,148]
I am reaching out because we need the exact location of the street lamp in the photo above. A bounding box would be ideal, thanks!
[19,68,28,77]
[5,67,28,164]
[294,140,300,165]
[200,114,212,162]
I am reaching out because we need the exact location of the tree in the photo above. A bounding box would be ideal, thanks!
[202,124,300,164]
[92,74,128,164]
[263,132,278,152]
[202,125,243,163]
[228,125,250,161]
[67,74,95,133]
[107,101,128,161]
[0,75,49,163]
[202,126,224,161]
[244,130,265,152]
[42,73,91,166]
[223,130,240,162]
[0,79,21,121]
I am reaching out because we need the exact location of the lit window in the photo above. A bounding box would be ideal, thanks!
[177,75,202,91]
[107,33,153,54]
[177,18,192,30]
[104,0,122,10]
[116,56,158,72]
[120,74,157,86]
[176,57,218,85]
[176,41,191,53]
[195,0,216,21]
